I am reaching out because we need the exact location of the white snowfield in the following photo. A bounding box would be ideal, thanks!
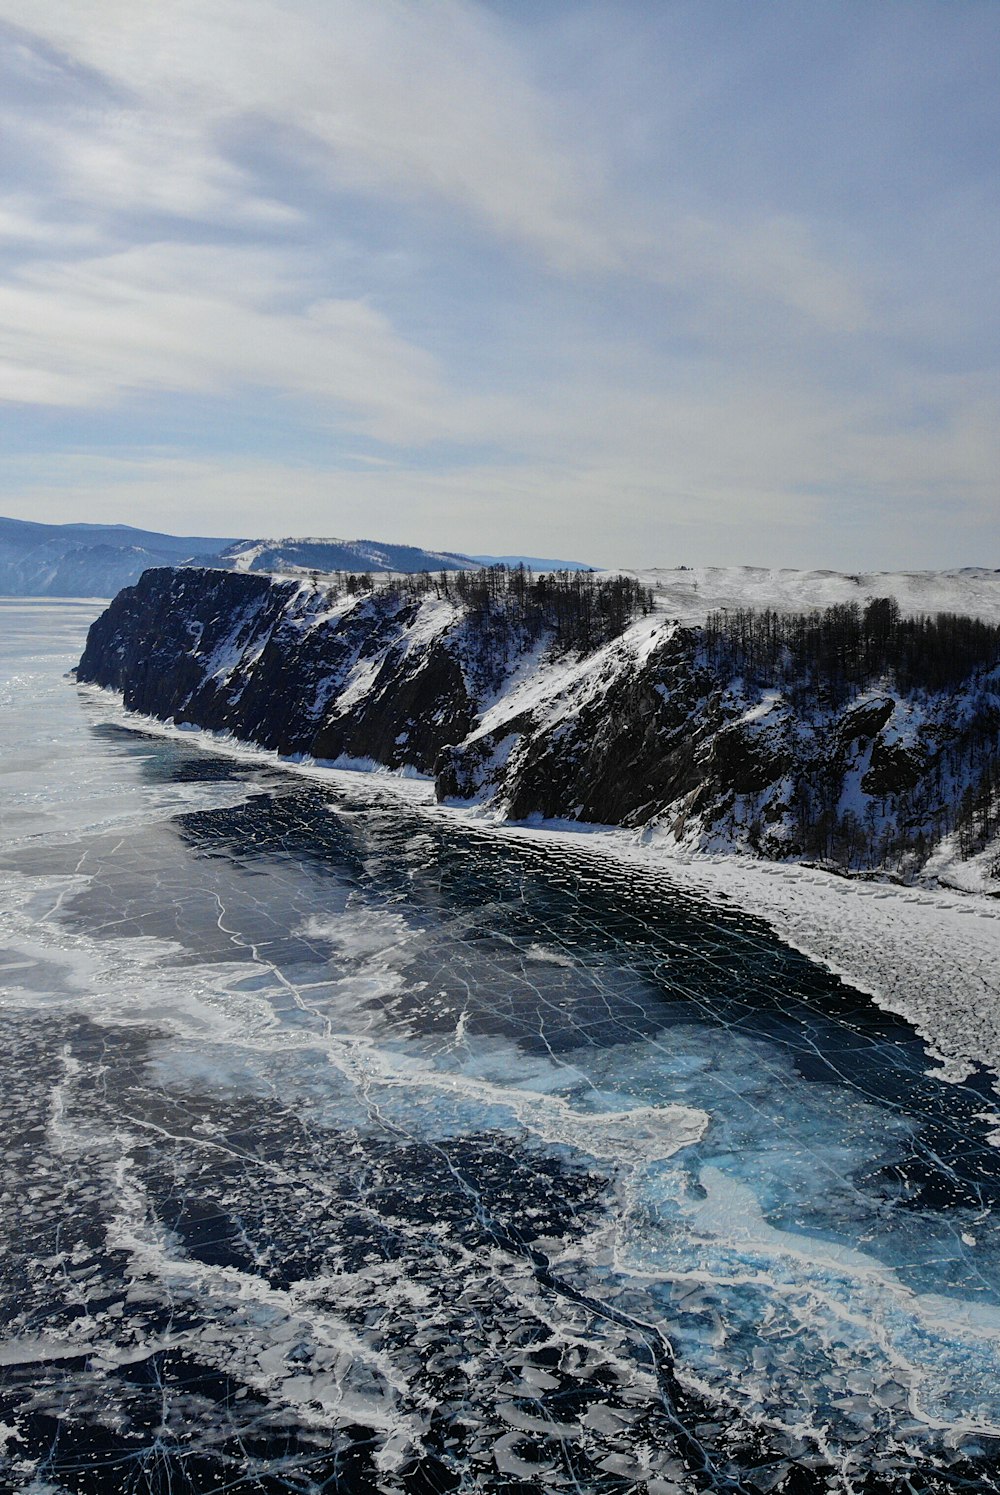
[622,565,1000,625]
[222,536,471,572]
[226,542,268,572]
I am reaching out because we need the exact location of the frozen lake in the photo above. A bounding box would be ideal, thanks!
[2,598,1000,1493]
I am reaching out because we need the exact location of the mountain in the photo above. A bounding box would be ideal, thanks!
[77,564,1000,890]
[0,516,234,555]
[0,516,235,598]
[0,516,477,596]
[202,537,473,576]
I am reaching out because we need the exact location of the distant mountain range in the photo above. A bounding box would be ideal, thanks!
[200,537,474,579]
[0,517,592,596]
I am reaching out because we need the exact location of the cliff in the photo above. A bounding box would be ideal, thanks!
[77,565,1000,885]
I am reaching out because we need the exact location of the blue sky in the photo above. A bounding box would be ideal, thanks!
[0,0,996,567]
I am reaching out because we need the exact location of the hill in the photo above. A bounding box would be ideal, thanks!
[77,563,1000,892]
[0,517,475,596]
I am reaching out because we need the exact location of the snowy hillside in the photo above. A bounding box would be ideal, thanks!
[77,564,1000,892]
[0,516,479,595]
[0,516,233,597]
[629,565,1000,625]
[204,536,474,575]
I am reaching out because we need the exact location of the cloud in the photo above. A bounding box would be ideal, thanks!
[0,241,452,438]
[670,214,872,335]
[0,0,874,318]
[6,346,995,570]
[0,3,994,567]
[0,194,101,247]
[1,1,614,272]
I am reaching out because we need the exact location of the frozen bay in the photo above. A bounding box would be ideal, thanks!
[3,600,1000,1492]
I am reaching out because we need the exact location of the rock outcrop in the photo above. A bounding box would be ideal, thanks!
[77,566,1000,879]
[78,568,478,774]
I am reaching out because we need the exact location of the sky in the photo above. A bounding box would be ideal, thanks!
[0,0,997,569]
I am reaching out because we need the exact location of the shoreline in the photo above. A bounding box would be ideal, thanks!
[76,682,1000,1097]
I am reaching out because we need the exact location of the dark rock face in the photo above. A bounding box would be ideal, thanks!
[78,566,1000,878]
[861,739,926,795]
[444,633,724,829]
[704,722,790,797]
[77,568,477,775]
[839,698,895,744]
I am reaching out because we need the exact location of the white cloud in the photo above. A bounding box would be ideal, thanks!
[1,0,873,318]
[47,112,300,226]
[668,214,872,335]
[2,0,614,272]
[0,2,993,568]
[0,194,101,247]
[7,351,995,569]
[0,242,450,438]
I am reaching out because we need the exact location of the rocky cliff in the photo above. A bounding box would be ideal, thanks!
[77,565,1000,883]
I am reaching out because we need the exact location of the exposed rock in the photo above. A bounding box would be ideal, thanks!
[77,566,1000,878]
[78,568,477,775]
[862,739,926,796]
[704,723,790,796]
[839,698,894,744]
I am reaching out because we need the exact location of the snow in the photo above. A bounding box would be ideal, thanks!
[225,542,268,572]
[621,565,1000,625]
[923,833,1000,897]
[472,616,671,746]
[196,596,270,683]
[328,654,384,714]
[397,594,459,653]
[474,638,601,737]
[738,689,783,725]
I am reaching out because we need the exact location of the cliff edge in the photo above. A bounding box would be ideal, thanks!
[77,565,1000,886]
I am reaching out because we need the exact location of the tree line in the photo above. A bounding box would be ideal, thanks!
[309,563,655,652]
[703,595,1000,695]
[701,596,1000,874]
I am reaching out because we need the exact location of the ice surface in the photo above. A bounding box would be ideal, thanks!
[4,600,1000,1491]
